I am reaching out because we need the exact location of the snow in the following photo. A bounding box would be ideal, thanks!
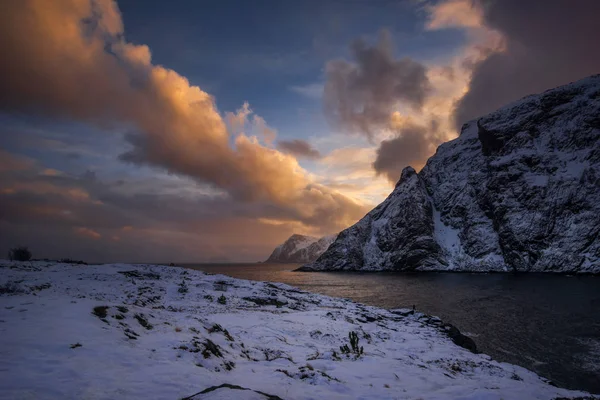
[560,159,589,180]
[266,234,335,263]
[289,235,318,253]
[432,206,462,256]
[361,217,387,270]
[267,235,315,261]
[524,173,549,187]
[309,235,337,259]
[0,261,594,399]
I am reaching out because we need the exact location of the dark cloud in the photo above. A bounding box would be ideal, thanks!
[324,30,431,139]
[322,29,446,182]
[277,139,321,159]
[454,0,600,127]
[372,124,434,183]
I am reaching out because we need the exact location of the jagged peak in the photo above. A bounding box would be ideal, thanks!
[395,166,417,188]
[288,233,316,241]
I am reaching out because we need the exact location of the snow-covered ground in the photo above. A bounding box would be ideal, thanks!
[0,261,594,400]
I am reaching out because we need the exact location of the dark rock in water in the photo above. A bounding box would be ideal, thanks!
[441,323,478,353]
[301,74,600,274]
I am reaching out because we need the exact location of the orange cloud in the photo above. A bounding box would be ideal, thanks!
[425,0,484,30]
[251,115,277,145]
[40,168,62,176]
[74,227,101,240]
[0,0,366,234]
[1,181,91,201]
[225,102,252,134]
[3,182,90,201]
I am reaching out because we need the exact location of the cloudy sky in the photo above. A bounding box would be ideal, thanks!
[1,0,598,263]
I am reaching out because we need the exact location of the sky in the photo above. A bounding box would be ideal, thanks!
[1,0,599,263]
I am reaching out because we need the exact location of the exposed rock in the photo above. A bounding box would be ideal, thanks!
[440,323,478,354]
[297,167,445,271]
[302,75,600,273]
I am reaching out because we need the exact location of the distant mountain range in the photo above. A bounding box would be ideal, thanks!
[300,75,600,274]
[265,234,336,263]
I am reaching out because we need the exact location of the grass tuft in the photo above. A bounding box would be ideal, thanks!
[340,331,364,358]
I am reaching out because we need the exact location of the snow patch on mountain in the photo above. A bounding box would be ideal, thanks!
[432,206,462,259]
[265,234,336,263]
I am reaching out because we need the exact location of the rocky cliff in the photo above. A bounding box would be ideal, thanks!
[265,234,336,263]
[300,75,600,273]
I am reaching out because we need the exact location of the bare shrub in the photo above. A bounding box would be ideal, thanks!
[8,246,32,261]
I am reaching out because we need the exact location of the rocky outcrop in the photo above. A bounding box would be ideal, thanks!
[301,75,600,273]
[265,234,336,263]
[296,168,445,271]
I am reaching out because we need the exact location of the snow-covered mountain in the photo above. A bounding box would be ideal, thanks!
[301,75,600,273]
[265,234,336,263]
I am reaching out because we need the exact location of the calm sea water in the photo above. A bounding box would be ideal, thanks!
[182,263,600,394]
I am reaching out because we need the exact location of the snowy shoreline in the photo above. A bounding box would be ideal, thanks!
[0,261,596,399]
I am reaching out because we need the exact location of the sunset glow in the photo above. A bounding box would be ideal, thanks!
[1,0,598,262]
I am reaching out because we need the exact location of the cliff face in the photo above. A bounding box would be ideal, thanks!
[295,168,445,271]
[265,234,336,263]
[301,75,600,273]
